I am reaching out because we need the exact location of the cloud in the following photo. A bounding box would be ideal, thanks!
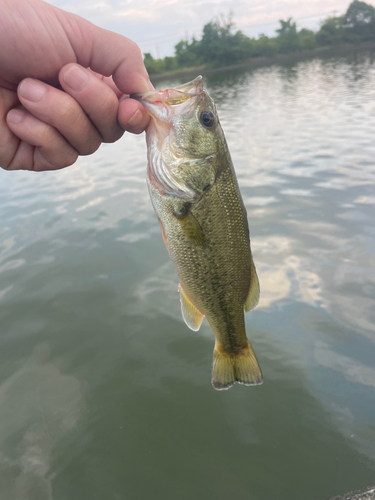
[117,8,158,20]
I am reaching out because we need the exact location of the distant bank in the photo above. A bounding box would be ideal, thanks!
[150,42,375,83]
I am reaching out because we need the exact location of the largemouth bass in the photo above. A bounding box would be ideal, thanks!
[132,76,262,390]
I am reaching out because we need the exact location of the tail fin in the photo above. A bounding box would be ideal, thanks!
[211,340,263,391]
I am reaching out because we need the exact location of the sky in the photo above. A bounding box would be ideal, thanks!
[46,0,375,59]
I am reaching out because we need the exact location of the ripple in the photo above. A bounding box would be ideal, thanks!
[354,195,375,204]
[315,341,375,388]
[244,196,278,206]
[0,345,83,499]
[0,285,13,301]
[75,197,105,212]
[117,233,150,243]
[0,259,26,275]
[280,189,314,197]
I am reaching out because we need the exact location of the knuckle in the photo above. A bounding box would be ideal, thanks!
[6,147,34,171]
[39,123,56,145]
[125,38,141,54]
[79,136,101,156]
[89,93,122,143]
[60,103,81,127]
[132,42,143,61]
[95,92,117,121]
[63,149,79,168]
[0,129,22,170]
[35,147,78,171]
[104,128,124,144]
[51,142,78,168]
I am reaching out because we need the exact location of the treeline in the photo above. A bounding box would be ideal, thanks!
[144,0,375,75]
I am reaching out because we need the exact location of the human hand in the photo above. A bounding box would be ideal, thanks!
[0,0,152,171]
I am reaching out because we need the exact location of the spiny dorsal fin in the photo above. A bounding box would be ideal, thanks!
[179,284,204,331]
[244,255,260,312]
[174,210,205,248]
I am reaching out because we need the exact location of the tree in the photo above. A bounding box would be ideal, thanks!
[276,18,296,36]
[343,0,375,40]
[199,16,245,66]
[144,1,375,76]
[252,34,278,57]
[175,39,200,67]
[276,18,299,52]
[298,28,316,50]
[316,16,345,45]
[174,15,256,68]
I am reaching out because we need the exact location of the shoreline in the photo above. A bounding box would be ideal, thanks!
[150,41,375,82]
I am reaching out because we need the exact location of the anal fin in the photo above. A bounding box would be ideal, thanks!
[179,284,204,331]
[244,255,260,312]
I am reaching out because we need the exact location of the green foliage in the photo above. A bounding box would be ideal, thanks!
[174,16,256,68]
[343,0,375,40]
[143,52,179,74]
[198,18,251,66]
[252,35,278,58]
[276,18,299,53]
[175,39,201,66]
[298,29,317,50]
[144,1,375,75]
[316,17,345,46]
[316,0,375,45]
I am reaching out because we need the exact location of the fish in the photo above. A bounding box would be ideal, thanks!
[132,76,262,390]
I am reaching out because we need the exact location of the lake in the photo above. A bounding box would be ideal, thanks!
[0,51,375,500]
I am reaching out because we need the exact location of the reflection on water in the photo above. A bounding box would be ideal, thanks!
[0,344,83,500]
[0,51,375,499]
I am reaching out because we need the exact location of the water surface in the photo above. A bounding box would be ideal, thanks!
[1,51,375,500]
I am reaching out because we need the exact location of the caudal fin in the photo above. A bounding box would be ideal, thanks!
[211,340,263,391]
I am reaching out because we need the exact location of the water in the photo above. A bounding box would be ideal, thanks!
[1,52,375,500]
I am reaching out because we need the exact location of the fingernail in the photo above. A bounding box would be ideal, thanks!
[138,77,154,92]
[127,109,143,128]
[7,109,25,124]
[19,79,46,102]
[63,65,89,91]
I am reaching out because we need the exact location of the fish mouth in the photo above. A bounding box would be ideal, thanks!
[130,76,204,113]
[130,76,205,149]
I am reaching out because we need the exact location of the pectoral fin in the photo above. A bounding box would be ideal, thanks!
[174,210,206,248]
[179,284,204,331]
[244,256,260,312]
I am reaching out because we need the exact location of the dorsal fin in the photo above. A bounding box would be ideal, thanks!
[179,284,204,331]
[244,255,260,312]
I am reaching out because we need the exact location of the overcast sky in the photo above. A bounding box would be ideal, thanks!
[46,0,375,59]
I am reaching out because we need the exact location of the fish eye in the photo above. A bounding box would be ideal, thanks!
[199,110,215,128]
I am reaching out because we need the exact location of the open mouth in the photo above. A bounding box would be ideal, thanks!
[130,76,204,117]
